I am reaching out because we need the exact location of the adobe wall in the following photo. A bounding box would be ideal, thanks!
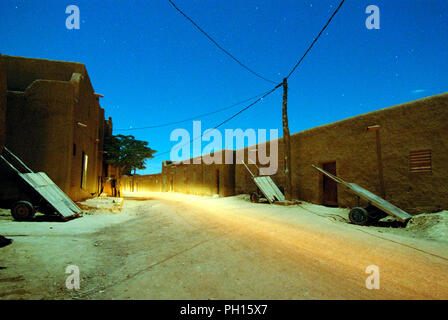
[160,151,236,197]
[109,92,448,215]
[169,163,233,196]
[3,55,85,91]
[6,80,75,193]
[0,56,6,154]
[69,74,102,200]
[3,55,105,201]
[122,174,163,193]
[231,93,448,214]
[290,92,448,214]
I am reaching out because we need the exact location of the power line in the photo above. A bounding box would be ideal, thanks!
[144,1,346,161]
[115,90,271,131]
[167,0,278,84]
[213,84,281,128]
[153,82,282,159]
[286,0,345,79]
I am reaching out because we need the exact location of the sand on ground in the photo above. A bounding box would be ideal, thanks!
[0,192,447,299]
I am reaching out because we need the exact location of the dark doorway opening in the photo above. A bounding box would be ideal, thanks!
[216,169,220,195]
[322,161,338,207]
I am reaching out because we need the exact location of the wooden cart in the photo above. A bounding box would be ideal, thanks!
[312,164,412,225]
[243,161,285,204]
[0,147,81,221]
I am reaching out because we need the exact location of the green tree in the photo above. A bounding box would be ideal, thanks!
[104,134,156,175]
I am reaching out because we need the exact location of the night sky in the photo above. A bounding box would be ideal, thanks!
[1,0,447,174]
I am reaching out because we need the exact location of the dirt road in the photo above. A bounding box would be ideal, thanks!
[1,192,447,299]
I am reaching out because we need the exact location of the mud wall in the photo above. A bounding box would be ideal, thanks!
[231,93,448,214]
[131,93,448,214]
[69,69,102,200]
[160,151,235,197]
[6,80,75,193]
[290,93,448,214]
[124,151,236,197]
[3,55,106,201]
[122,174,163,193]
[3,55,85,91]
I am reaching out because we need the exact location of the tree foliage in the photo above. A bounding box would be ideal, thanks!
[104,134,156,175]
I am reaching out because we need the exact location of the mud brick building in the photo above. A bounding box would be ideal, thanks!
[236,92,448,214]
[0,55,114,201]
[122,150,236,197]
[123,93,448,214]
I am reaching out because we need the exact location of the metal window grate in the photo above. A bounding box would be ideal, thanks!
[409,150,432,173]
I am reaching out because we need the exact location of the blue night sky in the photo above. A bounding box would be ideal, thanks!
[1,0,447,174]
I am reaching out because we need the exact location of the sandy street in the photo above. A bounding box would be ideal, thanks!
[0,192,447,300]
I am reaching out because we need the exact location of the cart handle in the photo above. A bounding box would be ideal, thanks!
[242,161,255,178]
[3,147,34,173]
[0,155,20,174]
[312,164,344,184]
[248,159,262,174]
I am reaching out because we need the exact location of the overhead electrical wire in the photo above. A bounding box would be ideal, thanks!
[155,0,345,134]
[285,0,345,79]
[152,82,282,159]
[115,90,272,132]
[167,0,278,84]
[212,83,282,129]
[146,1,346,161]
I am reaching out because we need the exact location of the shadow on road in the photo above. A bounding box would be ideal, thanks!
[123,197,153,201]
[0,235,13,248]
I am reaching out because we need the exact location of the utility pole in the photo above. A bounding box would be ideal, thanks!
[282,78,292,201]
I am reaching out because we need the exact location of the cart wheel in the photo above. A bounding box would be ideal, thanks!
[250,192,260,203]
[11,201,35,221]
[349,207,369,225]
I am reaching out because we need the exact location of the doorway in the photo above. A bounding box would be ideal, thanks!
[322,161,338,207]
[215,169,220,195]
